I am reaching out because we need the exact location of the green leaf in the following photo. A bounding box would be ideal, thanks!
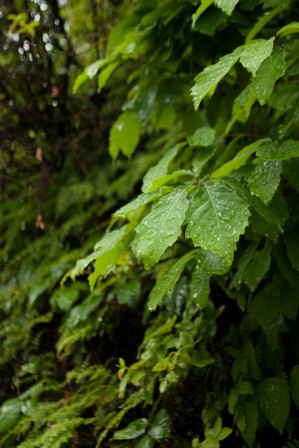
[73,59,107,93]
[192,0,214,27]
[50,287,79,312]
[250,283,281,329]
[258,378,290,433]
[197,248,230,274]
[70,226,128,277]
[113,191,160,219]
[147,251,196,311]
[241,241,271,292]
[214,0,239,16]
[113,418,148,440]
[232,241,271,292]
[89,233,132,290]
[186,181,250,264]
[142,143,184,193]
[191,50,242,110]
[248,160,282,204]
[218,427,233,441]
[109,111,141,159]
[239,38,274,76]
[135,187,189,269]
[0,398,22,433]
[189,265,210,308]
[252,47,286,105]
[241,401,258,447]
[290,365,299,408]
[148,170,193,192]
[188,127,216,147]
[226,85,256,131]
[148,409,170,439]
[98,61,119,91]
[257,139,299,160]
[212,139,270,178]
[277,22,299,38]
[133,434,154,448]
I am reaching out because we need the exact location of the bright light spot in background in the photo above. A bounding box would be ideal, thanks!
[40,2,48,11]
[42,33,49,43]
[23,41,30,51]
[45,43,53,52]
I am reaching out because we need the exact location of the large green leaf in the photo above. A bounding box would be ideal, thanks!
[186,181,250,264]
[252,47,285,105]
[248,160,282,204]
[109,111,141,159]
[135,187,189,269]
[258,378,290,433]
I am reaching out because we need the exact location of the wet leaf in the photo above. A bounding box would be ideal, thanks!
[186,181,250,264]
[135,187,189,269]
[258,378,290,433]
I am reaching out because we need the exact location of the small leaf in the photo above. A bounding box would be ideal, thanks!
[148,409,171,439]
[114,192,160,219]
[257,139,299,160]
[248,160,282,204]
[258,378,290,433]
[191,50,242,110]
[189,265,210,308]
[277,22,299,38]
[186,181,250,264]
[148,251,196,311]
[0,398,22,433]
[98,61,119,91]
[252,47,285,105]
[113,418,148,440]
[142,143,184,193]
[148,170,193,192]
[212,138,270,178]
[188,127,216,147]
[226,85,256,131]
[232,241,271,292]
[242,241,271,292]
[135,187,189,269]
[239,38,274,75]
[192,0,214,27]
[109,111,141,159]
[250,283,281,329]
